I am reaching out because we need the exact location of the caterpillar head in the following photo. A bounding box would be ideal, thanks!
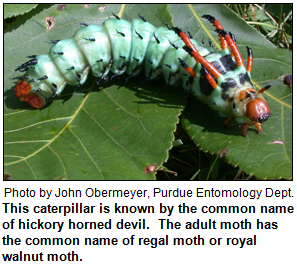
[246,98,271,124]
[233,86,271,136]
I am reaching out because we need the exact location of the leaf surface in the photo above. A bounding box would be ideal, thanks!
[4,4,38,19]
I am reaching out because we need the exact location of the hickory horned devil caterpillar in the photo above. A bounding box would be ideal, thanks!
[14,14,271,136]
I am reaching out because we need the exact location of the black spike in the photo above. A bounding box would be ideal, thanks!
[246,47,253,57]
[112,12,120,20]
[67,66,75,71]
[153,33,160,44]
[172,27,182,36]
[111,74,120,80]
[80,22,89,27]
[97,76,109,85]
[74,84,81,92]
[138,14,146,22]
[169,40,178,50]
[27,79,35,83]
[202,14,215,23]
[187,28,193,39]
[37,75,48,81]
[52,83,57,89]
[200,64,209,75]
[97,75,109,85]
[229,32,236,42]
[132,57,139,62]
[45,92,58,102]
[26,55,37,58]
[146,59,153,64]
[53,51,64,55]
[125,74,135,83]
[116,30,125,37]
[163,20,171,30]
[178,58,188,68]
[96,59,103,63]
[183,45,194,55]
[15,59,38,71]
[215,29,227,37]
[76,73,81,82]
[84,37,95,42]
[36,88,41,93]
[201,38,205,45]
[209,40,213,47]
[135,30,143,40]
[120,55,126,59]
[164,64,172,69]
[97,76,103,85]
[19,75,28,80]
[141,77,151,84]
[46,40,60,44]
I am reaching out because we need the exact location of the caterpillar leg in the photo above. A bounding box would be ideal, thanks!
[241,122,262,137]
[224,117,233,128]
[241,123,249,137]
[224,118,256,137]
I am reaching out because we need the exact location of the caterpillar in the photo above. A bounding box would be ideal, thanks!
[14,14,271,136]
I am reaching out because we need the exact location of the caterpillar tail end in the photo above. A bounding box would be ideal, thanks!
[14,80,44,109]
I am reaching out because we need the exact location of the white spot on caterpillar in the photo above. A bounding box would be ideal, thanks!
[45,16,55,30]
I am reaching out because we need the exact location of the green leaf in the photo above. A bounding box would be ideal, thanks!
[168,4,292,180]
[4,4,292,180]
[4,4,38,19]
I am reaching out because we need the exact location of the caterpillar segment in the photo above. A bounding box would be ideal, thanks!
[14,14,270,136]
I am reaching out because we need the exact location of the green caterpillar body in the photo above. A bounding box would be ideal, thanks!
[14,15,270,136]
